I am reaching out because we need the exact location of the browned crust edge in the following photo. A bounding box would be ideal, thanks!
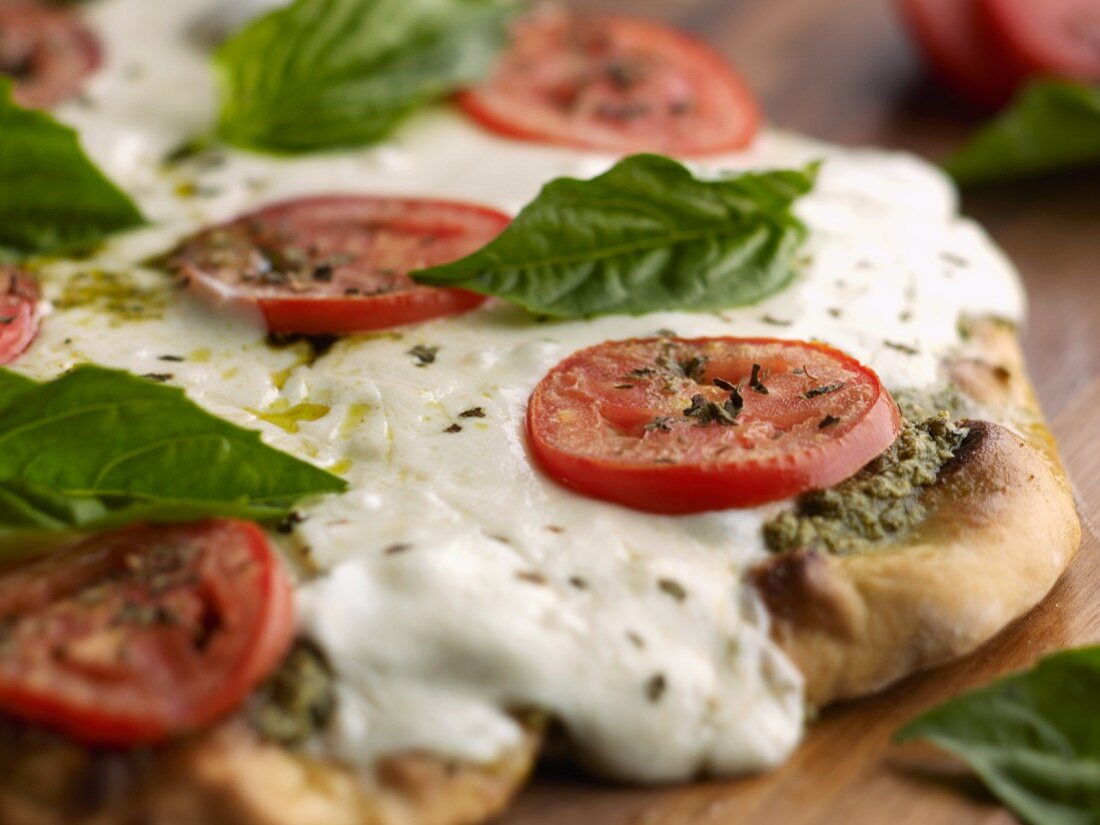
[0,716,542,825]
[751,318,1083,706]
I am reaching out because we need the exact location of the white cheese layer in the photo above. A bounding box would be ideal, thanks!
[13,0,1024,782]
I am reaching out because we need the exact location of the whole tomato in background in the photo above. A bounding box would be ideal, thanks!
[900,0,1100,108]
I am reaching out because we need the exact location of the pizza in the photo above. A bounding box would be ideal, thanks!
[0,1,1082,824]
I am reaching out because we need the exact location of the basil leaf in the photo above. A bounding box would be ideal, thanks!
[0,366,346,534]
[0,370,37,412]
[896,646,1100,825]
[947,81,1100,186]
[412,154,818,318]
[215,0,516,154]
[0,80,144,259]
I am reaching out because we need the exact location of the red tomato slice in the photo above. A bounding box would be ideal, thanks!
[458,8,760,156]
[0,519,294,746]
[527,337,901,514]
[0,1,101,108]
[173,196,510,335]
[980,0,1100,81]
[0,267,40,365]
[898,0,1019,108]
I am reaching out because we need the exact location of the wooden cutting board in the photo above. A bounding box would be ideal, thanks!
[502,0,1100,821]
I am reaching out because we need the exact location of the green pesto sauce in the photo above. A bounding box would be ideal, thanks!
[248,642,335,746]
[763,391,969,556]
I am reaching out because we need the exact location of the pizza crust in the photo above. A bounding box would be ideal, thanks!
[0,717,541,825]
[0,320,1079,820]
[751,319,1082,706]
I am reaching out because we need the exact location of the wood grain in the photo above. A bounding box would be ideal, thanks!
[503,0,1100,822]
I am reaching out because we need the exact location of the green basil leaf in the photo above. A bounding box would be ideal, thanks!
[0,79,144,259]
[946,81,1100,186]
[412,154,818,318]
[215,0,516,154]
[0,365,346,534]
[0,370,37,413]
[896,646,1100,825]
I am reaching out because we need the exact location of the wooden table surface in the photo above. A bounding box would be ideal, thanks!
[503,1,1100,822]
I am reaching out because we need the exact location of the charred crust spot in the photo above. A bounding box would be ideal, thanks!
[937,419,992,479]
[749,550,857,639]
[918,420,1045,525]
[930,419,1042,501]
[751,550,821,619]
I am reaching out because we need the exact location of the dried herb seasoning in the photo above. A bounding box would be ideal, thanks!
[749,363,769,394]
[407,344,439,366]
[803,382,845,399]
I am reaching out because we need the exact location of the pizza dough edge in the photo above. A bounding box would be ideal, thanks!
[752,317,1083,706]
[0,715,543,825]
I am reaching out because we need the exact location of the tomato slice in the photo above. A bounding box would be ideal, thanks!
[172,196,510,335]
[980,0,1100,81]
[0,267,40,366]
[527,337,901,514]
[0,1,101,108]
[458,8,759,156]
[898,0,1019,108]
[0,519,294,746]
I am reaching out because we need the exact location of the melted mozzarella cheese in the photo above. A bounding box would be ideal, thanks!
[12,0,1024,781]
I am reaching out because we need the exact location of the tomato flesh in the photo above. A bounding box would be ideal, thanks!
[898,0,1019,108]
[458,8,760,156]
[0,2,101,108]
[527,337,901,514]
[0,519,294,745]
[0,267,39,366]
[980,0,1100,81]
[172,196,511,335]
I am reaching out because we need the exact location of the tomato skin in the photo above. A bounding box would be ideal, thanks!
[898,0,1019,108]
[900,0,1100,107]
[527,337,901,514]
[0,2,101,108]
[0,268,40,365]
[174,196,508,335]
[459,10,760,156]
[531,389,898,513]
[254,284,487,336]
[980,0,1100,82]
[0,520,294,746]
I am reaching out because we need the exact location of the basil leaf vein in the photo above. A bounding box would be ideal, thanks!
[0,366,346,535]
[215,0,516,153]
[0,80,144,259]
[896,646,1100,825]
[947,81,1100,186]
[412,154,818,318]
